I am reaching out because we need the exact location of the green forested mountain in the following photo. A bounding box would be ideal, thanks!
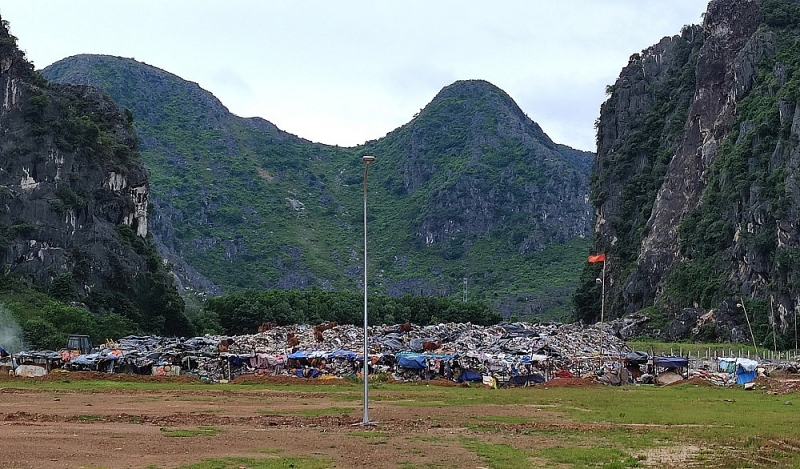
[578,0,800,346]
[42,55,593,321]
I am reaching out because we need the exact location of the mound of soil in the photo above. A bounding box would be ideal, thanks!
[540,377,600,387]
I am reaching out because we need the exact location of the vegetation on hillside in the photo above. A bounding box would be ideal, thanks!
[0,20,194,346]
[42,59,594,322]
[576,0,800,349]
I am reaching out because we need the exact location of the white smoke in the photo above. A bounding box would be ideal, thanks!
[0,304,24,354]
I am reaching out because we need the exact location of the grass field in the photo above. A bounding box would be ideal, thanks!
[2,374,800,468]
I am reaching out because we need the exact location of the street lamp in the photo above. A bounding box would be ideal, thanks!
[361,154,375,425]
[737,300,759,357]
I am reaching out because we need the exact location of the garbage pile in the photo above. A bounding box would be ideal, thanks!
[10,322,631,384]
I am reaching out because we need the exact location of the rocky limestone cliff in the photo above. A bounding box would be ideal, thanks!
[0,18,191,336]
[584,0,800,345]
[623,0,761,311]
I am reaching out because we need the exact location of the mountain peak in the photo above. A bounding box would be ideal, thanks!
[409,79,555,152]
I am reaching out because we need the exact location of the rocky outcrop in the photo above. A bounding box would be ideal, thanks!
[585,22,706,318]
[624,0,761,310]
[0,17,191,336]
[587,0,800,344]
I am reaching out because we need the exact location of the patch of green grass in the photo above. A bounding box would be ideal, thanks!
[627,340,765,357]
[460,438,531,469]
[396,462,442,469]
[348,430,388,438]
[537,446,640,468]
[388,399,447,407]
[330,393,360,402]
[78,414,102,422]
[406,435,446,443]
[480,415,531,424]
[252,448,282,454]
[297,406,354,417]
[160,426,222,438]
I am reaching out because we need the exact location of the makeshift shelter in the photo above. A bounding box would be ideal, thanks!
[653,356,689,370]
[623,351,650,380]
[719,357,759,385]
[653,356,689,386]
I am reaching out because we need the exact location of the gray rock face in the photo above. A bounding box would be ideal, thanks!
[390,80,594,256]
[591,0,759,307]
[0,19,191,336]
[623,0,761,311]
[589,0,800,342]
[0,55,148,295]
[591,23,706,315]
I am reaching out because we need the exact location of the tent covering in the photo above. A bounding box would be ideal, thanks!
[397,354,426,369]
[625,351,650,365]
[719,357,759,384]
[654,356,689,369]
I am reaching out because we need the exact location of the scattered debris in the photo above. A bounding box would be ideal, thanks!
[8,322,632,384]
[8,321,797,389]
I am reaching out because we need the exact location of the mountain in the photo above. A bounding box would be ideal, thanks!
[42,56,594,320]
[578,0,800,345]
[0,17,191,341]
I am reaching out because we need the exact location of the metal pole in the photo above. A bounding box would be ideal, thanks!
[739,299,758,357]
[600,259,606,360]
[362,155,374,425]
[770,296,777,353]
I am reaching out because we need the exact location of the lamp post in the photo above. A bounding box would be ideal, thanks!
[361,155,375,425]
[737,299,759,357]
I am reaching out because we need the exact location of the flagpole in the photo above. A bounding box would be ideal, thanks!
[588,253,607,371]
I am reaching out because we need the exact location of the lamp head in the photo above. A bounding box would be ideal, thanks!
[737,303,743,308]
[595,278,602,285]
[362,155,375,164]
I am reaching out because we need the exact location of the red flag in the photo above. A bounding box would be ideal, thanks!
[588,253,606,263]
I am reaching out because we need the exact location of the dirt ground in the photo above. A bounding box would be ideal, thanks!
[0,373,495,469]
[0,372,707,469]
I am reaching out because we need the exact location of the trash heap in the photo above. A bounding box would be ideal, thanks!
[11,322,631,384]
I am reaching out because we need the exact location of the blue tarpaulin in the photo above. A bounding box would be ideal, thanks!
[328,350,357,360]
[654,356,689,369]
[397,354,426,369]
[736,368,757,385]
[457,369,483,382]
[720,358,759,384]
[294,368,320,378]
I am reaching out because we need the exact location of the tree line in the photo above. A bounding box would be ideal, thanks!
[200,289,502,336]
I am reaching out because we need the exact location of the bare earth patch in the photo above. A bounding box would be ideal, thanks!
[0,373,704,468]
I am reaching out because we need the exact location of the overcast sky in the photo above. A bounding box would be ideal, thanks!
[0,1,708,152]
